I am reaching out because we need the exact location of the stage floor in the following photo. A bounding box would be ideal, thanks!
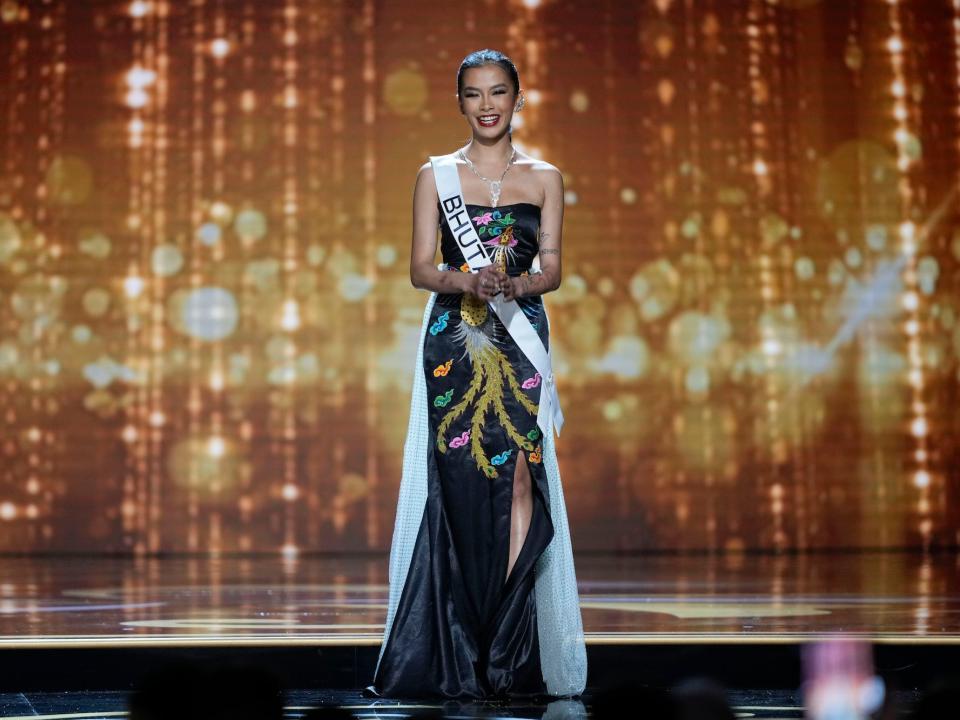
[0,552,957,648]
[0,688,818,719]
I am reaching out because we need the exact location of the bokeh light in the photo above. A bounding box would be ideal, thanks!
[177,287,239,341]
[0,0,956,555]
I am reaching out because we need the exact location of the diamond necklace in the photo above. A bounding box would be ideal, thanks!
[458,146,516,207]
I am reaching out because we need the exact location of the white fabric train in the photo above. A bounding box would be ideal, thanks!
[374,154,587,696]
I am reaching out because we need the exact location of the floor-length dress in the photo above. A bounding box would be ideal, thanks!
[370,201,586,699]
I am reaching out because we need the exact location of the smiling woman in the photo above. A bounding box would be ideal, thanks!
[366,49,587,700]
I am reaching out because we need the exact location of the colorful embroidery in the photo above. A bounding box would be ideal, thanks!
[458,293,489,332]
[473,209,519,269]
[473,211,494,226]
[521,372,541,390]
[449,431,470,449]
[520,302,539,321]
[526,428,540,441]
[483,224,517,250]
[433,389,454,408]
[436,293,537,477]
[429,311,450,336]
[529,448,542,464]
[472,209,514,238]
[430,209,541,477]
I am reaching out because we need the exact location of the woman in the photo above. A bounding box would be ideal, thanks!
[368,49,586,700]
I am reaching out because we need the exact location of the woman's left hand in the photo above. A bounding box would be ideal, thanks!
[500,275,521,301]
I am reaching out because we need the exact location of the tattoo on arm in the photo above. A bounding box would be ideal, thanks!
[519,272,553,298]
[538,232,559,255]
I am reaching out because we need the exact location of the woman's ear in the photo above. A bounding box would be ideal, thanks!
[515,90,526,113]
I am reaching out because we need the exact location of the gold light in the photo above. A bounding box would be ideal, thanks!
[129,1,152,18]
[0,0,956,555]
[123,275,145,298]
[210,38,230,58]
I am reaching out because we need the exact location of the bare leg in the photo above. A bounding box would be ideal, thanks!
[506,450,533,582]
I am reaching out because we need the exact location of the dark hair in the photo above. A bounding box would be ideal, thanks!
[456,49,520,97]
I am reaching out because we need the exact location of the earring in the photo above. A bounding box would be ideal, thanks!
[515,93,526,113]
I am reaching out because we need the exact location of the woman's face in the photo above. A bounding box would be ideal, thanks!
[459,64,517,141]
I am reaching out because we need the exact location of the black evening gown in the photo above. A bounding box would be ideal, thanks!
[370,202,555,699]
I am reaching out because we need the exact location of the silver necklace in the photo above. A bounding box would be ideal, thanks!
[459,146,516,207]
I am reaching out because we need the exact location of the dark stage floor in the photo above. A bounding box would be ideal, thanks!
[0,688,820,719]
[0,552,952,718]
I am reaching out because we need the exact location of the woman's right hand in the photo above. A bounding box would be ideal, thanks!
[468,265,508,301]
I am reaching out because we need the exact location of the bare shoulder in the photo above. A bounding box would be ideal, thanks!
[423,150,465,168]
[412,163,441,219]
[417,150,464,180]
[519,156,563,197]
[527,157,561,175]
[517,153,560,175]
[414,160,437,199]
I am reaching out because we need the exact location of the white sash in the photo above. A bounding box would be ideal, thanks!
[430,154,564,438]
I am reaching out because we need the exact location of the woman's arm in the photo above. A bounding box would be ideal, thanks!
[505,164,563,300]
[409,162,504,301]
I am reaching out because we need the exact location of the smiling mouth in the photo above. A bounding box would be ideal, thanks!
[477,115,500,127]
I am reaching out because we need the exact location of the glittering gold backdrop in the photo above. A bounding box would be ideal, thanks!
[1,0,958,554]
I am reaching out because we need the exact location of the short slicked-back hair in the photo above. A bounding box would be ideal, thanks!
[456,49,520,97]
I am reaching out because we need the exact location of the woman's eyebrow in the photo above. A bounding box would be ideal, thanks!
[462,83,509,92]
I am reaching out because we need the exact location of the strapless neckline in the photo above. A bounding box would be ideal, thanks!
[437,201,542,213]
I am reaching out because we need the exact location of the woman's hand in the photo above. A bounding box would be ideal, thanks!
[501,275,521,301]
[468,265,509,301]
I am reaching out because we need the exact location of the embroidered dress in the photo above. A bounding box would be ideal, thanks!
[369,202,586,699]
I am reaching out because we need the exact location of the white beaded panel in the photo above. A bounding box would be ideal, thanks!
[535,306,588,697]
[536,425,588,696]
[374,291,437,674]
